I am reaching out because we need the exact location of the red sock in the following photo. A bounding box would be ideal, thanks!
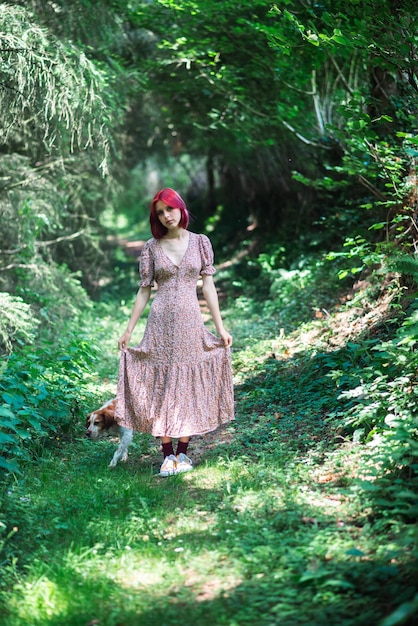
[176,440,189,456]
[162,441,174,458]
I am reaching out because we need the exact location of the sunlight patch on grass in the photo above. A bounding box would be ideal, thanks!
[113,552,171,588]
[9,541,245,621]
[187,462,234,490]
[297,484,344,511]
[180,551,243,602]
[8,574,69,622]
[112,548,243,602]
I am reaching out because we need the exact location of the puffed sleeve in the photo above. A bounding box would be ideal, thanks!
[199,234,216,276]
[138,239,155,287]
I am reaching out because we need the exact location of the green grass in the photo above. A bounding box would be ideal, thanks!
[1,261,418,626]
[1,411,416,626]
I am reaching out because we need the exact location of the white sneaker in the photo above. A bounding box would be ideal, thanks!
[176,453,193,473]
[159,454,177,477]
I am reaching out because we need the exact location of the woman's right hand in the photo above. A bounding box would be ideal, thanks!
[118,330,132,352]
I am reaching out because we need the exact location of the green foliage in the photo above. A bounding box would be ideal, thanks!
[119,0,418,246]
[0,3,111,160]
[0,331,98,474]
[0,151,120,298]
[0,406,31,473]
[331,307,418,491]
[2,0,417,309]
[227,237,418,531]
[0,408,416,626]
[380,594,418,626]
[0,233,417,624]
[0,293,39,356]
[326,236,394,280]
[391,254,418,289]
[0,0,417,620]
[230,245,345,333]
[0,0,144,301]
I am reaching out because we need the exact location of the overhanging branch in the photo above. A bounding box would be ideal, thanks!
[0,230,85,257]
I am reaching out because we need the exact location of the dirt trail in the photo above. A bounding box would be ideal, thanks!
[121,239,146,260]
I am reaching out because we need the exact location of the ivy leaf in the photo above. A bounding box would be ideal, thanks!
[0,456,20,472]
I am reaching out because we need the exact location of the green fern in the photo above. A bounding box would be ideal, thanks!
[391,254,418,285]
[0,293,39,357]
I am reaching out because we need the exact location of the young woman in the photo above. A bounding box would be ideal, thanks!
[116,188,234,476]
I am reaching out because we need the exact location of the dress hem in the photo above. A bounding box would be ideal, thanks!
[115,416,235,439]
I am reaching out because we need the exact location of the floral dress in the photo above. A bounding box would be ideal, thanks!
[115,232,234,437]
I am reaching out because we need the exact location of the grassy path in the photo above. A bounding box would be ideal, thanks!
[1,259,417,625]
[2,400,414,625]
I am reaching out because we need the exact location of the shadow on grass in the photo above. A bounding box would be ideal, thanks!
[2,514,416,626]
[2,325,418,626]
[2,435,417,626]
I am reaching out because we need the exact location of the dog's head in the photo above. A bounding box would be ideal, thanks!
[85,399,117,439]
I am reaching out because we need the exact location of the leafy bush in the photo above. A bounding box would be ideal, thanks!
[0,293,39,357]
[0,331,98,473]
[256,250,346,331]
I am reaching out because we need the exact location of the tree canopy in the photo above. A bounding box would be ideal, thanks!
[0,0,417,329]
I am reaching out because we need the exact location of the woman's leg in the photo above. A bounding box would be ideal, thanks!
[159,436,192,475]
[161,436,174,458]
[176,436,190,456]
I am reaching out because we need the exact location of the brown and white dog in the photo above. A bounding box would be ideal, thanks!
[85,398,133,467]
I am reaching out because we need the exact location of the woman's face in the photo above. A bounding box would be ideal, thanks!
[155,200,182,230]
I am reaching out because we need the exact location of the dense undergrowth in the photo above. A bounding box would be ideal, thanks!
[0,239,417,625]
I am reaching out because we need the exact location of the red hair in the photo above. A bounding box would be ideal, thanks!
[150,188,190,239]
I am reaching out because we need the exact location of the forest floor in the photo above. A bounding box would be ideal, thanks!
[1,252,417,626]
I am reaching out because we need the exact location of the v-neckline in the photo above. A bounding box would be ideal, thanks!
[158,232,191,268]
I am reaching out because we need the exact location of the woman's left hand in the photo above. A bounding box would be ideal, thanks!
[219,329,233,347]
